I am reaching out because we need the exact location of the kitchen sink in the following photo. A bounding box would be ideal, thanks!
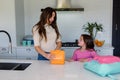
[0,62,31,71]
[13,63,31,70]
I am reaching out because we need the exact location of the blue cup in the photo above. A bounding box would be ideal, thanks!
[22,40,27,46]
[27,41,31,46]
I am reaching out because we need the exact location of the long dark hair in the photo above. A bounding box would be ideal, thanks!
[34,7,60,41]
[81,34,94,50]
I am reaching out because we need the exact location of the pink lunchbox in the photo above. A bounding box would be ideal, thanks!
[94,55,120,64]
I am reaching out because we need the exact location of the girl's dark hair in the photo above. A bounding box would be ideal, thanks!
[81,34,94,50]
[34,7,60,41]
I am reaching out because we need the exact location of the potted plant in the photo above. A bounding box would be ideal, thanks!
[82,22,103,40]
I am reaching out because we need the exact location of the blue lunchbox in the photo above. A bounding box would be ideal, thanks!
[84,60,120,80]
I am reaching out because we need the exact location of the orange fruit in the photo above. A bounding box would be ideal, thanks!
[94,39,98,44]
[94,39,105,47]
[97,42,102,46]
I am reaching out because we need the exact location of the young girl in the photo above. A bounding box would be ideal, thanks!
[69,34,98,62]
[32,7,62,60]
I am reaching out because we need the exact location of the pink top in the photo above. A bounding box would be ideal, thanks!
[72,48,98,61]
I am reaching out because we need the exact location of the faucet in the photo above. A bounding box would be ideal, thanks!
[0,30,12,54]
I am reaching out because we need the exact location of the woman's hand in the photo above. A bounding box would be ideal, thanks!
[46,54,55,60]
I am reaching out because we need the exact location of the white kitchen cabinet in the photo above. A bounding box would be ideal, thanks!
[62,47,79,59]
[95,45,114,56]
[16,46,38,60]
[0,47,16,59]
[62,45,114,59]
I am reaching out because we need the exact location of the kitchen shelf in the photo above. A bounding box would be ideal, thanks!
[41,8,84,11]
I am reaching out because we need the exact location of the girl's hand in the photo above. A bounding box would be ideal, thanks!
[78,59,88,62]
[67,59,74,62]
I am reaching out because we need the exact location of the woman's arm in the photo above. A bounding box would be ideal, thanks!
[32,26,53,59]
[55,41,62,50]
[34,46,53,59]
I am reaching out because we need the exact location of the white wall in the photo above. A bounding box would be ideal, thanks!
[15,0,25,46]
[0,0,113,47]
[24,0,113,45]
[0,0,16,47]
[24,0,56,35]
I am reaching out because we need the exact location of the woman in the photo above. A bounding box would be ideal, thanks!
[32,7,62,60]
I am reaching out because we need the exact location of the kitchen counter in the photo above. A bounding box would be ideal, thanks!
[0,59,120,80]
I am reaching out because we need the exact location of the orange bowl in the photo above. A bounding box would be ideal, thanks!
[94,40,105,47]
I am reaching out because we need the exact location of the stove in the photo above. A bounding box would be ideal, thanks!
[62,42,79,47]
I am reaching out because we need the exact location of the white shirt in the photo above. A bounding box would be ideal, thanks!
[32,24,61,52]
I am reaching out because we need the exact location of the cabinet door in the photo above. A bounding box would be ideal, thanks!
[62,47,78,59]
[16,47,38,60]
[112,0,120,57]
[95,47,113,56]
[17,56,37,60]
[96,49,113,56]
[0,47,16,59]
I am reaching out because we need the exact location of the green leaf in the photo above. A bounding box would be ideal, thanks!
[82,22,103,39]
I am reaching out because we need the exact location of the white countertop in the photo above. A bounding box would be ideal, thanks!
[0,59,120,80]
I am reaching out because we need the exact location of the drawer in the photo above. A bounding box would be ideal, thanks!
[96,49,113,56]
[17,56,37,60]
[16,47,38,57]
[0,47,17,59]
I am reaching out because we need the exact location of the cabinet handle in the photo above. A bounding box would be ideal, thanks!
[1,48,7,51]
[26,48,31,51]
[115,24,118,30]
[96,49,101,52]
[26,57,31,60]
